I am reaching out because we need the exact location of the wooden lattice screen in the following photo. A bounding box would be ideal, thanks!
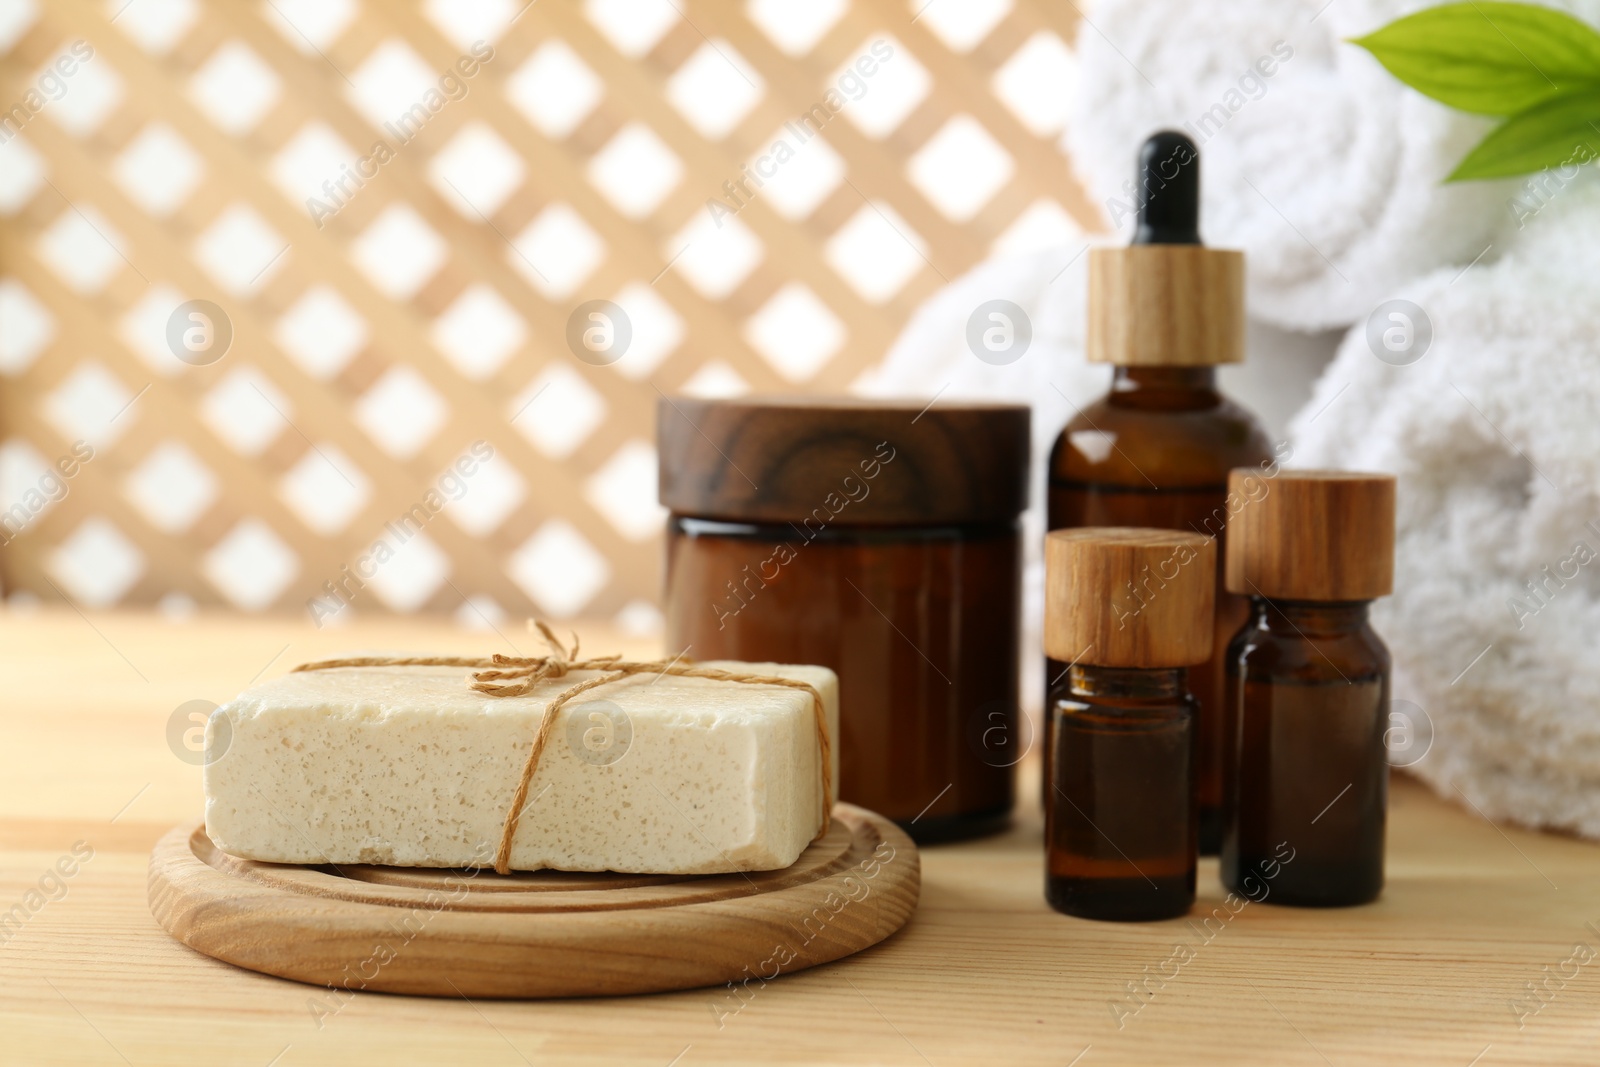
[0,0,1095,628]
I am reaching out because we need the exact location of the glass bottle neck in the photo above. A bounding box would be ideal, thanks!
[1067,664,1187,701]
[1109,366,1220,410]
[1251,597,1372,635]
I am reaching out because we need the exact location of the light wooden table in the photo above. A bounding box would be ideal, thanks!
[3,607,1597,1066]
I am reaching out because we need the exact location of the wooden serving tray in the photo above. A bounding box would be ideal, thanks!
[147,803,918,998]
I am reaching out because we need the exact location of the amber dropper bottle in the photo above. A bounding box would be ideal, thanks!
[1046,131,1274,854]
[1044,527,1215,922]
[1220,470,1396,906]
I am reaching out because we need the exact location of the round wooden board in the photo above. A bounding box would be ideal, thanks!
[148,804,918,998]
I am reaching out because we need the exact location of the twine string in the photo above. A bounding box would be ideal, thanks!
[292,622,832,874]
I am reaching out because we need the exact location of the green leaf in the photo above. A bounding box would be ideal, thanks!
[1448,88,1600,179]
[1351,1,1600,115]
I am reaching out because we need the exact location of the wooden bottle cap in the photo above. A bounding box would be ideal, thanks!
[1044,528,1216,668]
[657,396,1030,525]
[1086,246,1245,366]
[1224,469,1396,601]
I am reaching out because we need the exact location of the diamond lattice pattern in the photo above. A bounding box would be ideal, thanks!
[0,0,1092,622]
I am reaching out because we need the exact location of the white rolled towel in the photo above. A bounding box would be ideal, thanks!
[1290,177,1600,837]
[1063,0,1597,330]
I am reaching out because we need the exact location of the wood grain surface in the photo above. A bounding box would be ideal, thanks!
[1044,527,1215,667]
[656,396,1030,525]
[147,806,917,998]
[1225,468,1397,601]
[3,608,1600,1065]
[1086,246,1245,366]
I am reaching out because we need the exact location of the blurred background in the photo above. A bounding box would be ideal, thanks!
[0,0,1100,631]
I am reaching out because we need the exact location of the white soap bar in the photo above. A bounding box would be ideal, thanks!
[203,660,838,875]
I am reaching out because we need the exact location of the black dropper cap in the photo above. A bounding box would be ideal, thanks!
[1132,130,1200,246]
[1088,130,1242,366]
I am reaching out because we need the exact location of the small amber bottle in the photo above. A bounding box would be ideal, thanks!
[1045,131,1274,854]
[1044,528,1215,922]
[1220,470,1397,907]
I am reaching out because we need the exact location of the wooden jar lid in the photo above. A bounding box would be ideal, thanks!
[1044,528,1216,668]
[657,397,1030,525]
[1087,246,1244,366]
[1224,469,1396,601]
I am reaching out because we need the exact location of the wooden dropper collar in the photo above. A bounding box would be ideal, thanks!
[1087,130,1244,367]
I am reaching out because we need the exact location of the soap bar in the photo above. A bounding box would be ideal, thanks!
[203,660,838,875]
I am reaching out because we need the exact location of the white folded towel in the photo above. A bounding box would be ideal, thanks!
[1291,177,1600,837]
[1065,0,1553,331]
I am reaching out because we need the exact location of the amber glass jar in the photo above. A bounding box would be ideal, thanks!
[1220,469,1397,907]
[659,398,1030,843]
